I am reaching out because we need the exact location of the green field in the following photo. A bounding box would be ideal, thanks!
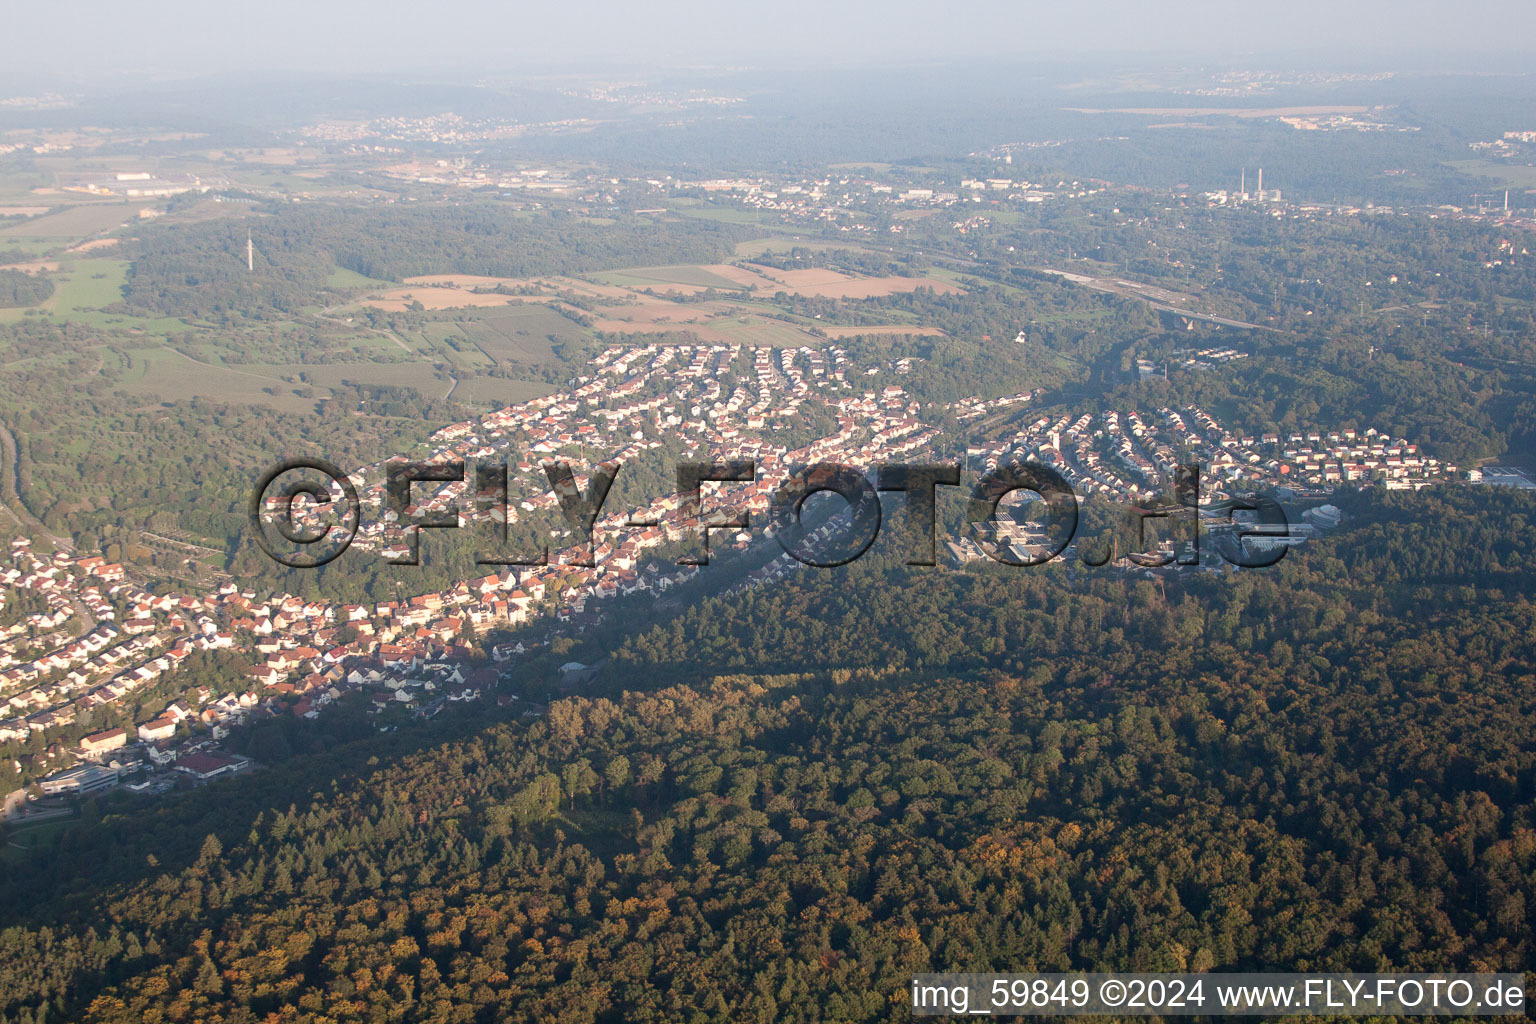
[586,262,743,290]
[0,173,54,204]
[0,258,178,328]
[929,264,1114,319]
[459,306,588,363]
[225,168,331,192]
[1446,159,1536,193]
[115,342,552,412]
[732,237,874,259]
[593,264,745,290]
[449,375,559,406]
[0,203,137,239]
[251,361,447,392]
[674,206,771,226]
[707,316,824,347]
[419,322,466,347]
[119,347,319,413]
[404,321,497,370]
[325,266,397,290]
[47,258,128,312]
[0,237,57,257]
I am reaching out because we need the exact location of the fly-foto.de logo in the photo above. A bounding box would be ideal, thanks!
[250,457,1291,571]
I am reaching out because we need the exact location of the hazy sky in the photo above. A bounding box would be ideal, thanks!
[10,0,1536,82]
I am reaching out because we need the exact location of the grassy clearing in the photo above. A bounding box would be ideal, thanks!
[420,322,466,347]
[49,257,128,312]
[928,265,1039,300]
[1,816,76,863]
[138,338,551,406]
[0,237,57,257]
[225,168,328,192]
[0,258,163,327]
[325,266,398,290]
[383,327,440,358]
[0,173,55,203]
[340,330,415,358]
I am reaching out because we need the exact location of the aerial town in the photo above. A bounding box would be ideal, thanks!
[5,32,1536,1017]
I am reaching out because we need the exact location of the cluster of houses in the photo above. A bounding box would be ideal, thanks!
[0,341,952,795]
[1136,348,1249,377]
[966,404,1452,509]
[0,542,235,746]
[276,342,946,587]
[953,390,1042,423]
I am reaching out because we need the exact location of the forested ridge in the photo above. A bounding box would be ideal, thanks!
[0,487,1531,1024]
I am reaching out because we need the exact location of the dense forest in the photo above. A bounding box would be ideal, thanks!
[0,269,53,309]
[0,486,1530,1023]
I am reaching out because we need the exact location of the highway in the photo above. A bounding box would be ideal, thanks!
[1031,267,1278,332]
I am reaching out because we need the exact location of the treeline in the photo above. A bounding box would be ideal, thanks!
[0,487,1530,1022]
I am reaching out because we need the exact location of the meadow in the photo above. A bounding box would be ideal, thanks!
[1446,159,1536,195]
[592,264,746,290]
[0,203,137,240]
[117,347,320,414]
[456,305,588,363]
[0,258,175,329]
